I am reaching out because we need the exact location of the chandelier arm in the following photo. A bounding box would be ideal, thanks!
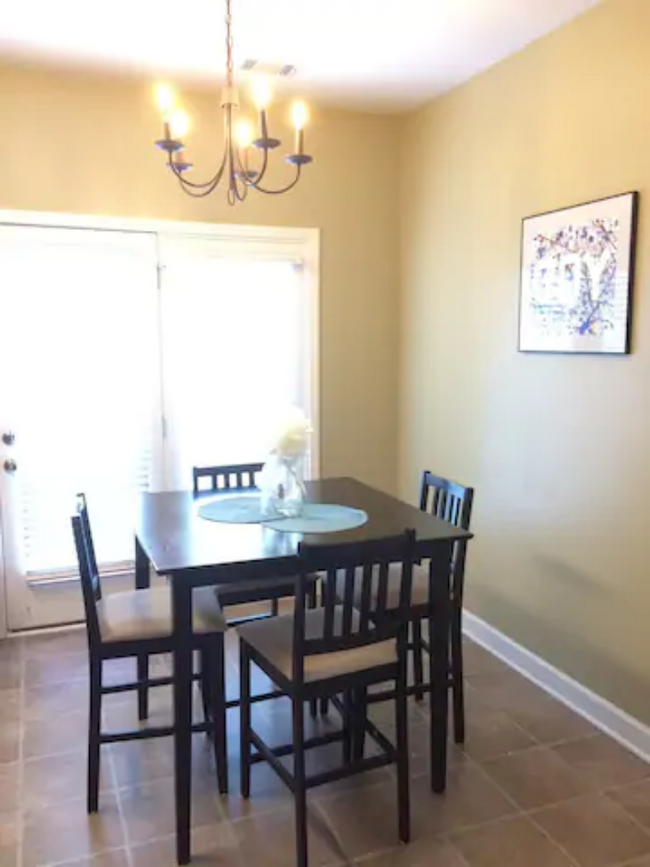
[250,164,302,195]
[249,145,270,186]
[167,149,229,191]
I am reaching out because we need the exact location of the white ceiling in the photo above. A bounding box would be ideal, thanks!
[2,0,604,111]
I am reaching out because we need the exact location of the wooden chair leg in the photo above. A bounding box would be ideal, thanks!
[199,649,211,724]
[308,582,319,718]
[210,638,229,794]
[450,610,465,744]
[342,691,353,764]
[240,642,252,799]
[137,653,149,721]
[396,629,411,844]
[87,656,102,814]
[411,619,425,702]
[352,687,367,762]
[292,694,308,867]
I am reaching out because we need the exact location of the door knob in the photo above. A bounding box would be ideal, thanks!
[3,459,17,474]
[2,432,15,446]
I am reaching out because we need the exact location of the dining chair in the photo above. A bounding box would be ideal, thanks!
[237,530,417,867]
[72,494,230,813]
[192,462,318,622]
[330,471,473,743]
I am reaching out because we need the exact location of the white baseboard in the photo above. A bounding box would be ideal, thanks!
[463,610,650,763]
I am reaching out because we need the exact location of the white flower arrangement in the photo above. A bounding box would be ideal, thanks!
[271,407,313,461]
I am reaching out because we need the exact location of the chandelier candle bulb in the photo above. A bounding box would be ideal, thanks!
[291,101,308,155]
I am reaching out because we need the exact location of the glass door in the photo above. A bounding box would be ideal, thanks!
[0,225,162,630]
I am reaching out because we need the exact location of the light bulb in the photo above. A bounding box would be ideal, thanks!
[156,84,175,119]
[237,120,253,149]
[291,101,309,131]
[251,74,273,111]
[170,111,189,140]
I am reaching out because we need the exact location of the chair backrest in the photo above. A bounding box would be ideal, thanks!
[192,462,265,494]
[293,530,417,683]
[420,470,474,604]
[420,471,474,530]
[71,493,101,644]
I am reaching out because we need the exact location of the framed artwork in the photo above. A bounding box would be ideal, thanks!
[519,191,639,354]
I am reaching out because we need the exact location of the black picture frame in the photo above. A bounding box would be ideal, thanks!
[518,191,639,355]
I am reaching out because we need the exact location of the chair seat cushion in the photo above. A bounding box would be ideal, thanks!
[237,606,396,683]
[336,564,430,611]
[97,587,227,643]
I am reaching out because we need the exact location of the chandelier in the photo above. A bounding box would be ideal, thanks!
[154,0,313,204]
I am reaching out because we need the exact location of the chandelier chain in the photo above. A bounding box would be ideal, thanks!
[225,0,234,87]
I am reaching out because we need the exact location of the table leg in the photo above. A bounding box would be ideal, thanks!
[135,537,151,721]
[429,541,453,793]
[172,579,193,865]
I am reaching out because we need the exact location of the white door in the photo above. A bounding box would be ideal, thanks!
[158,236,316,489]
[0,225,162,630]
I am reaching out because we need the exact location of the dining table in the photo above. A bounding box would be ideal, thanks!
[134,475,473,865]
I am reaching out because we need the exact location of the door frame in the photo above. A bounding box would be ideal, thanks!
[0,209,320,633]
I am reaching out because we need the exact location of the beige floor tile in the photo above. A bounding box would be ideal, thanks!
[22,793,126,867]
[0,692,21,729]
[20,628,87,660]
[111,736,223,792]
[461,641,508,677]
[467,670,596,744]
[24,651,88,688]
[0,721,20,768]
[23,751,113,810]
[480,745,592,810]
[0,659,22,692]
[130,823,241,867]
[450,814,575,866]
[233,803,346,867]
[218,760,293,821]
[24,679,89,722]
[460,702,537,762]
[320,763,518,859]
[607,779,650,831]
[358,838,469,866]
[54,850,131,867]
[532,793,650,867]
[0,811,19,867]
[23,709,89,760]
[118,777,224,846]
[552,735,650,791]
[0,766,19,816]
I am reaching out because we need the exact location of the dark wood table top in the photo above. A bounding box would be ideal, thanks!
[135,476,473,579]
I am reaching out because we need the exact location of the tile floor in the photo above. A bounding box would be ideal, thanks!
[1,626,650,867]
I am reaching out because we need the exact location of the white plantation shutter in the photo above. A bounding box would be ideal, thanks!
[159,237,313,490]
[0,226,161,575]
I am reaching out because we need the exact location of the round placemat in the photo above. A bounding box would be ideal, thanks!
[262,503,368,534]
[197,495,266,524]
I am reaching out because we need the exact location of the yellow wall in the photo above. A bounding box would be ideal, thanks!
[0,64,401,493]
[400,0,650,722]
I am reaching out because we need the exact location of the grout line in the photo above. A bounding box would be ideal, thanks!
[108,739,134,867]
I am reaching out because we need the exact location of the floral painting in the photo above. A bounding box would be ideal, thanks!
[519,192,638,353]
